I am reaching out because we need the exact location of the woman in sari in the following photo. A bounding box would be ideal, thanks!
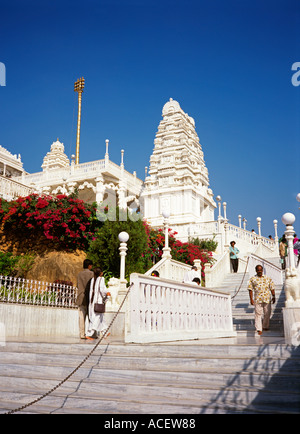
[86,267,109,340]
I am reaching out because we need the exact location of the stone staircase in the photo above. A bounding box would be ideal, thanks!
[0,338,299,414]
[0,272,299,414]
[219,272,285,336]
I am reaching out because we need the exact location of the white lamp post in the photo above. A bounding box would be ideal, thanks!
[118,231,129,283]
[238,215,242,228]
[162,210,171,259]
[281,213,296,270]
[216,195,222,233]
[223,202,227,221]
[273,219,278,243]
[216,195,222,219]
[256,217,262,238]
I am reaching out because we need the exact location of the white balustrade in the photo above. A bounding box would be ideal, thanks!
[204,250,230,288]
[146,257,191,281]
[125,273,236,343]
[13,159,139,190]
[0,175,34,200]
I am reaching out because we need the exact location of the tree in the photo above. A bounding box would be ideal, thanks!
[88,208,150,278]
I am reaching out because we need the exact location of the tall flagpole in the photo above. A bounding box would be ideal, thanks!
[74,77,85,165]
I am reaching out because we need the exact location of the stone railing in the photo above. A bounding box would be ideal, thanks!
[0,275,77,309]
[0,175,34,201]
[248,253,283,285]
[145,257,191,281]
[204,250,230,288]
[199,221,277,254]
[125,273,236,343]
[12,159,140,190]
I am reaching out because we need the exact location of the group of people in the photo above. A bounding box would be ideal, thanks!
[75,232,299,339]
[279,233,300,270]
[180,260,277,336]
[76,259,110,340]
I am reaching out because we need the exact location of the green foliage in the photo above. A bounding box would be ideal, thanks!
[14,253,36,277]
[0,252,19,276]
[0,252,35,277]
[88,208,149,279]
[190,236,218,252]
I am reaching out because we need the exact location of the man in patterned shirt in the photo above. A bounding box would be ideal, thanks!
[247,265,276,335]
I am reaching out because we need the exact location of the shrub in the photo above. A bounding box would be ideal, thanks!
[190,236,218,252]
[88,208,150,279]
[0,193,101,251]
[143,221,214,280]
[0,252,35,277]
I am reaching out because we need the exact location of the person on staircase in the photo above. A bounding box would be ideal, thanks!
[76,259,94,339]
[247,265,276,336]
[279,235,288,270]
[229,241,239,273]
[183,266,200,283]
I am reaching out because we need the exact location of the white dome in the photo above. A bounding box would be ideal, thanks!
[162,98,181,116]
[50,139,65,152]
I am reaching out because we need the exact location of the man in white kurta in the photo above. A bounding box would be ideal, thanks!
[183,266,201,284]
[87,276,108,339]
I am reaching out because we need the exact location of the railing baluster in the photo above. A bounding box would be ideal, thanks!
[0,274,77,309]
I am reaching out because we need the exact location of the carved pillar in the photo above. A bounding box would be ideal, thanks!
[95,175,105,203]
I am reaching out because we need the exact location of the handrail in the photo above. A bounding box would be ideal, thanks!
[125,273,235,343]
[0,275,77,308]
[249,252,281,271]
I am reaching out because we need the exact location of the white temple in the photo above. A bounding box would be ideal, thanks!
[41,139,70,171]
[0,98,279,265]
[2,97,300,346]
[141,98,216,239]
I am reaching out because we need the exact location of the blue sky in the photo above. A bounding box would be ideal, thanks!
[1,0,299,238]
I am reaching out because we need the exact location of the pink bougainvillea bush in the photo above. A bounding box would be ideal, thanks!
[0,194,100,251]
[142,221,214,280]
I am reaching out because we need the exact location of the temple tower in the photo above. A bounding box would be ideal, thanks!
[41,139,70,171]
[141,98,216,240]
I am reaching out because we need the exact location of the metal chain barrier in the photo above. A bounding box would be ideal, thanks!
[231,256,250,302]
[5,282,134,414]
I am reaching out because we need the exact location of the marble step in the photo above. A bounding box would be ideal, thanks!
[0,340,294,355]
[3,341,298,358]
[0,356,300,378]
[3,394,297,415]
[1,375,299,414]
[1,360,300,391]
[1,353,298,374]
